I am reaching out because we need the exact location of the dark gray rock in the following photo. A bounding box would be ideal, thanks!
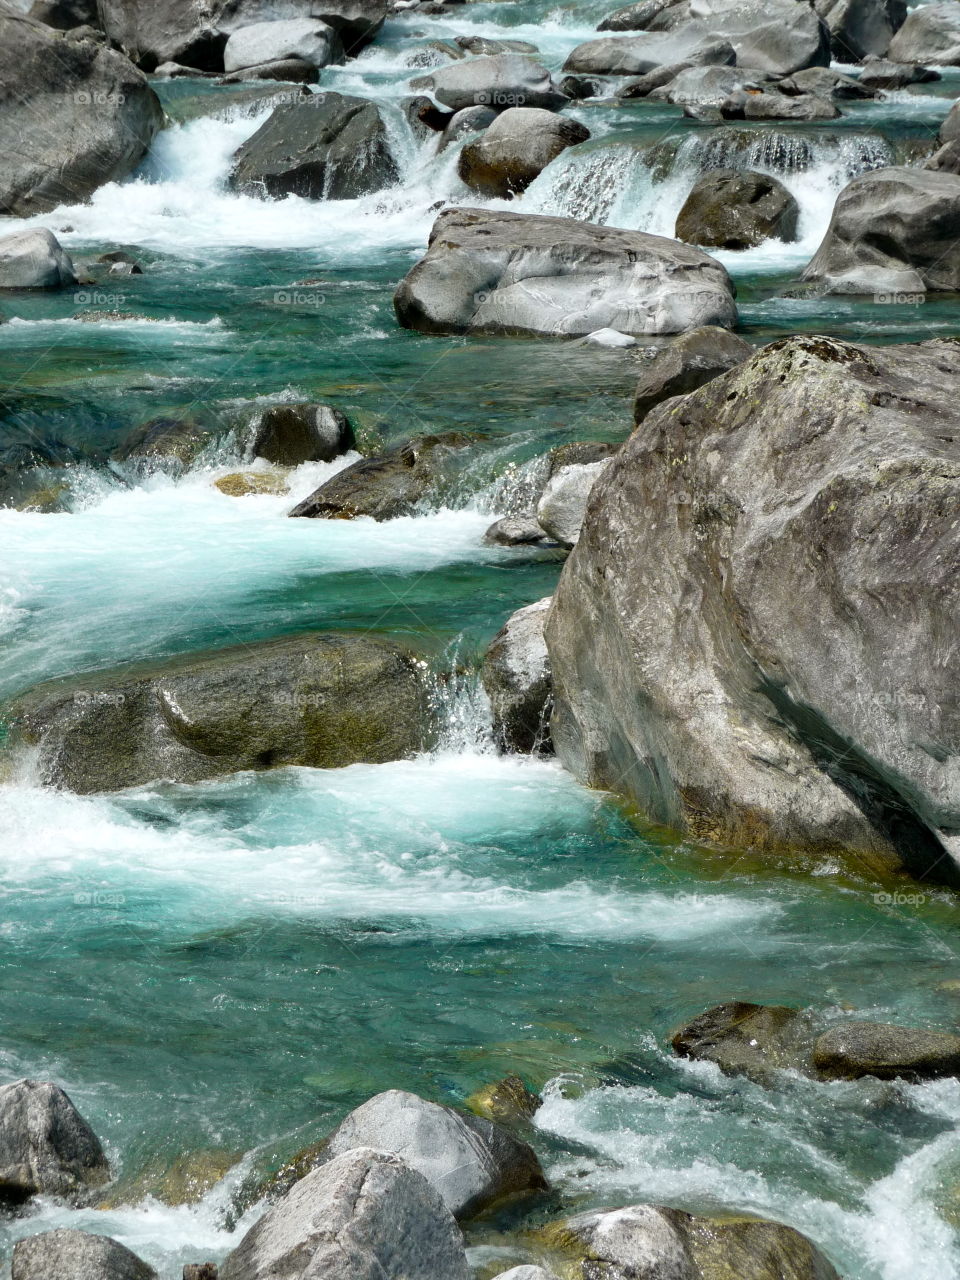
[458,108,590,197]
[410,54,568,112]
[222,18,342,72]
[230,91,397,199]
[814,0,906,60]
[598,0,669,30]
[251,403,355,466]
[454,34,539,55]
[633,325,752,422]
[777,65,875,97]
[559,73,608,99]
[219,1147,470,1280]
[483,517,555,547]
[394,207,737,338]
[326,1090,547,1219]
[672,1002,810,1082]
[619,61,693,97]
[219,56,319,82]
[0,228,76,289]
[721,88,841,120]
[813,1021,960,1081]
[11,632,433,793]
[12,1229,155,1280]
[927,99,960,172]
[858,56,940,89]
[289,431,476,520]
[402,94,451,139]
[675,168,799,250]
[27,0,100,29]
[545,335,960,878]
[0,1080,109,1204]
[0,6,163,215]
[563,32,735,76]
[802,166,960,294]
[888,1,960,64]
[114,416,213,468]
[483,598,553,753]
[183,1268,218,1280]
[649,64,770,106]
[438,104,497,151]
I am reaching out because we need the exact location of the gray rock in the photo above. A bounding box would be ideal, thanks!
[219,1147,470,1280]
[802,166,960,294]
[888,0,960,64]
[0,1080,109,1203]
[633,325,752,423]
[222,19,342,72]
[858,56,940,89]
[927,99,960,172]
[598,0,670,30]
[483,597,553,753]
[183,1268,218,1280]
[28,0,100,29]
[813,1021,960,1081]
[722,88,841,120]
[671,1002,810,1082]
[438,104,498,151]
[114,416,212,468]
[814,0,906,60]
[0,228,76,289]
[483,517,555,547]
[675,168,799,249]
[560,73,609,99]
[326,1091,547,1219]
[455,34,539,55]
[0,6,163,216]
[402,94,451,139]
[411,54,568,112]
[777,65,875,97]
[492,1270,557,1280]
[537,459,613,548]
[394,207,738,338]
[230,92,397,200]
[219,57,319,83]
[251,403,355,466]
[563,33,735,76]
[619,61,693,97]
[650,63,770,106]
[289,432,476,520]
[12,1229,155,1280]
[457,107,590,198]
[545,335,960,879]
[11,632,432,793]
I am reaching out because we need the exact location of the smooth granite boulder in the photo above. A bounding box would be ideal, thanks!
[814,0,906,60]
[457,108,590,197]
[483,598,553,753]
[675,168,799,249]
[411,54,568,111]
[888,1,960,64]
[0,229,76,289]
[0,1080,109,1203]
[633,325,752,422]
[12,1230,155,1280]
[222,18,342,72]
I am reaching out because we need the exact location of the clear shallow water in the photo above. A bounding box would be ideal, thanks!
[1,1,960,1276]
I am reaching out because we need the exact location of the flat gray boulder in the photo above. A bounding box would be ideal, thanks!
[546,335,960,879]
[888,0,960,63]
[675,168,799,249]
[633,325,752,422]
[0,5,163,215]
[11,632,432,793]
[0,228,76,289]
[858,56,939,89]
[219,1147,470,1280]
[326,1090,547,1219]
[483,597,553,753]
[813,1021,960,1081]
[223,19,342,72]
[563,32,735,75]
[458,107,590,197]
[251,403,355,465]
[12,1229,155,1280]
[394,208,737,338]
[802,166,960,293]
[231,92,397,199]
[0,1080,109,1203]
[410,54,568,111]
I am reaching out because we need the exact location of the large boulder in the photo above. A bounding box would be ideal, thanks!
[675,168,799,250]
[562,32,735,76]
[11,1229,155,1280]
[231,91,397,199]
[219,1147,470,1280]
[858,56,940,89]
[482,598,553,754]
[633,326,752,423]
[802,167,960,294]
[457,108,590,198]
[0,228,76,289]
[813,1021,960,1082]
[0,5,163,216]
[545,335,960,880]
[545,1204,840,1280]
[394,208,737,339]
[410,54,568,112]
[325,1090,547,1219]
[537,459,614,548]
[671,1002,810,1083]
[721,88,840,120]
[814,0,906,60]
[251,402,355,465]
[0,1080,109,1203]
[927,98,960,173]
[288,432,475,520]
[223,18,342,72]
[888,1,960,64]
[11,631,432,793]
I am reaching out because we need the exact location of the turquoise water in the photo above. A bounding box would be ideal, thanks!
[1,4,960,1277]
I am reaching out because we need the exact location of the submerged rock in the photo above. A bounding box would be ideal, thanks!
[410,53,568,112]
[11,631,433,793]
[289,431,475,520]
[0,7,163,215]
[251,403,355,466]
[483,598,553,754]
[888,1,960,64]
[0,228,76,289]
[230,92,398,200]
[219,1147,470,1280]
[466,1075,543,1125]
[222,19,342,73]
[537,459,613,548]
[802,167,960,293]
[214,470,290,497]
[546,335,960,878]
[394,207,737,338]
[11,1229,155,1280]
[458,108,590,198]
[633,325,752,423]
[675,168,799,250]
[813,1022,960,1082]
[326,1090,547,1218]
[672,1002,810,1082]
[114,416,214,468]
[0,1080,109,1203]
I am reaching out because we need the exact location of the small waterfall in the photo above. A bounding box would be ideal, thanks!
[527,143,653,225]
[651,128,894,181]
[427,642,496,756]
